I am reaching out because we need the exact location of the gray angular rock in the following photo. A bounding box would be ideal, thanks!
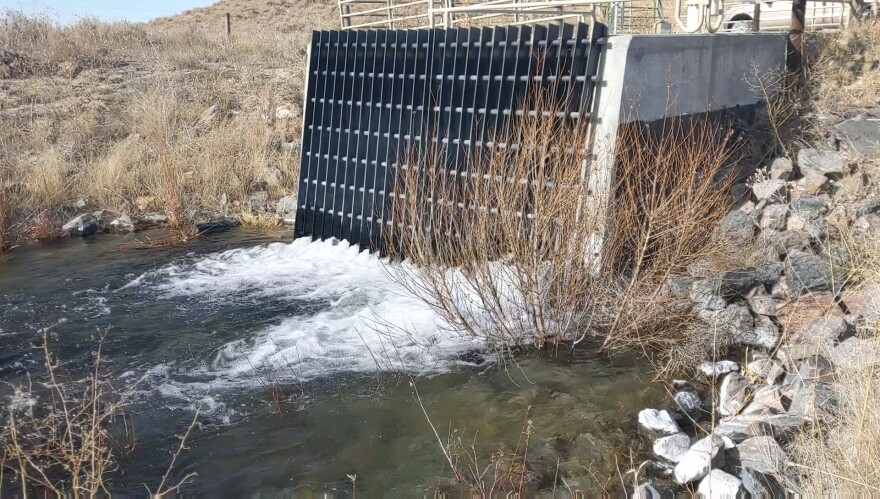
[795,316,849,348]
[737,436,788,474]
[748,294,778,316]
[697,304,754,339]
[833,115,880,156]
[673,436,726,484]
[791,196,831,218]
[719,372,752,416]
[699,360,739,378]
[740,315,780,350]
[690,278,727,311]
[276,195,297,221]
[746,357,778,378]
[144,212,168,224]
[720,209,755,245]
[796,173,831,196]
[714,414,804,442]
[720,268,759,298]
[633,482,663,499]
[751,385,788,413]
[769,157,794,181]
[758,229,808,260]
[674,390,702,416]
[831,337,880,370]
[756,261,784,288]
[752,179,787,202]
[741,468,785,498]
[62,214,99,237]
[653,433,691,463]
[666,276,694,298]
[638,409,681,436]
[789,381,835,420]
[797,148,848,178]
[784,249,841,296]
[760,203,789,230]
[697,469,742,497]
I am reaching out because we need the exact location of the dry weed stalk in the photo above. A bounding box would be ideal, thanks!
[412,379,534,495]
[385,87,742,369]
[0,325,197,496]
[0,186,10,251]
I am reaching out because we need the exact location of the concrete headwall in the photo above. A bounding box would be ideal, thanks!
[586,32,787,265]
[594,33,788,125]
[589,32,788,193]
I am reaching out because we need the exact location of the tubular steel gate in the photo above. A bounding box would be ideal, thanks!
[295,21,606,252]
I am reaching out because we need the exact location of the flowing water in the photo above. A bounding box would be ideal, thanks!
[0,229,662,496]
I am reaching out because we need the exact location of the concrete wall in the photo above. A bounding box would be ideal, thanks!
[598,33,787,124]
[586,32,787,265]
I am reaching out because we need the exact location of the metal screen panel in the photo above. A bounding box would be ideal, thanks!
[296,21,606,252]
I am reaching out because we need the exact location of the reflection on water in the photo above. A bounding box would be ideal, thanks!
[0,229,661,495]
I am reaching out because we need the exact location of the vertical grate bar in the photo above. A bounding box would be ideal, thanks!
[296,22,606,252]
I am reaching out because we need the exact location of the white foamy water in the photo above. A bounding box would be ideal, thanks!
[123,238,487,390]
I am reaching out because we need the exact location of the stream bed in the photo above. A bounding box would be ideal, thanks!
[0,228,662,496]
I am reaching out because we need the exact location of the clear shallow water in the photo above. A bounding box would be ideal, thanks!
[0,229,662,496]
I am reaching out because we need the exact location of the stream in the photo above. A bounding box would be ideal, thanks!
[0,228,662,496]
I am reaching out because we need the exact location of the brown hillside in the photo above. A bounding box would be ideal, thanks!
[151,0,339,33]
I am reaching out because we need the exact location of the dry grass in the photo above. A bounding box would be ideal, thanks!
[0,325,197,495]
[384,87,743,371]
[806,18,880,116]
[0,10,308,245]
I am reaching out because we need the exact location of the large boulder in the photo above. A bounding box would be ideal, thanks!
[673,435,726,484]
[62,214,99,237]
[797,148,848,178]
[697,469,742,497]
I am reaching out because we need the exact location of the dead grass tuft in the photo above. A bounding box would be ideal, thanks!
[807,18,880,115]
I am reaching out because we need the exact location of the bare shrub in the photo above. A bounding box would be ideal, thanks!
[384,87,741,370]
[0,325,197,496]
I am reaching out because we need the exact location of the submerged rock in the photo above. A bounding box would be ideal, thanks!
[197,218,240,234]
